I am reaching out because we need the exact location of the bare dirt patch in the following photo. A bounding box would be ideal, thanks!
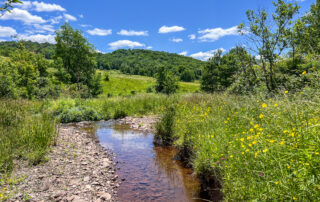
[6,124,118,202]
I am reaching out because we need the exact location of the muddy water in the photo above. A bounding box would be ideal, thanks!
[81,121,204,202]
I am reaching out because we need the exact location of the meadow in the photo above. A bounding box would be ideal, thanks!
[100,70,200,96]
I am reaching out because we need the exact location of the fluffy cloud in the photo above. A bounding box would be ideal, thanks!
[87,28,112,36]
[117,30,148,36]
[188,34,196,40]
[17,34,56,44]
[171,38,183,43]
[179,51,188,56]
[17,1,66,12]
[0,8,46,24]
[190,48,226,61]
[33,24,55,33]
[49,16,62,24]
[0,26,17,37]
[198,26,239,42]
[146,46,152,49]
[64,13,77,22]
[108,40,145,50]
[159,25,185,34]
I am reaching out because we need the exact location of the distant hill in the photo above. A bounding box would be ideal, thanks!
[97,49,206,81]
[0,41,206,82]
[0,41,55,59]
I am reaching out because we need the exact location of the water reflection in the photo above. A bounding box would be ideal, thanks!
[78,121,203,202]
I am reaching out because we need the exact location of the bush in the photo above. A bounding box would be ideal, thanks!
[113,108,127,119]
[154,105,176,145]
[59,106,102,123]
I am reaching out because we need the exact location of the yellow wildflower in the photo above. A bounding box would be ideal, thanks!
[263,149,268,153]
[274,103,278,107]
[305,163,310,166]
[252,140,257,145]
[285,90,288,94]
[262,103,267,108]
[269,140,275,143]
[275,181,279,185]
[259,114,264,119]
[302,71,306,75]
[254,124,259,129]
[293,197,297,200]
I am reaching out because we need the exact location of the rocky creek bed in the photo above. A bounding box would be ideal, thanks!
[5,123,118,202]
[3,116,217,201]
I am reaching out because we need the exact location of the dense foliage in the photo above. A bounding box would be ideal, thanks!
[97,49,206,82]
[0,41,55,59]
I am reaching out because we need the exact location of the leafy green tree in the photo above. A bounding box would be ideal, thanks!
[201,50,223,92]
[55,23,97,86]
[239,0,299,92]
[180,69,196,82]
[155,65,178,95]
[0,0,21,14]
[300,0,320,54]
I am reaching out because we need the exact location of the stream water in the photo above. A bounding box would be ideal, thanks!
[80,121,204,202]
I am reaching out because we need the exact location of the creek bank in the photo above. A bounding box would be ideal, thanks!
[118,115,223,201]
[5,123,117,202]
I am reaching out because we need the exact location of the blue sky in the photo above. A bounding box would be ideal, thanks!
[0,0,315,60]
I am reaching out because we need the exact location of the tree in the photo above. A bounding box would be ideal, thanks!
[155,65,178,95]
[201,50,223,93]
[0,0,21,15]
[55,23,97,86]
[239,0,299,92]
[300,0,320,54]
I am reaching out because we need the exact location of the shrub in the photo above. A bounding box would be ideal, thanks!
[154,105,176,145]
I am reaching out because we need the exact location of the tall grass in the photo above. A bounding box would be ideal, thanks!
[0,100,57,174]
[154,92,320,200]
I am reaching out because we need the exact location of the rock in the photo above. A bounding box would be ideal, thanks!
[98,192,111,201]
[84,176,90,182]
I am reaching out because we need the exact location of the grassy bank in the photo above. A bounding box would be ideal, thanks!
[0,100,57,174]
[156,92,320,201]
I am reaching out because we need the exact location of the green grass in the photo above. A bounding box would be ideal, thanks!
[99,70,200,96]
[0,100,57,175]
[155,92,320,201]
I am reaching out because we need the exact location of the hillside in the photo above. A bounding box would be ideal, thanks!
[0,41,55,59]
[97,49,206,81]
[0,41,206,82]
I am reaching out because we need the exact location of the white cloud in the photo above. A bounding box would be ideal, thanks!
[198,26,239,42]
[0,39,7,42]
[146,46,152,49]
[80,24,91,28]
[159,25,185,34]
[32,1,66,12]
[33,24,55,33]
[87,28,112,36]
[109,40,145,50]
[17,34,56,44]
[49,15,63,24]
[179,51,188,56]
[0,26,17,37]
[64,13,77,22]
[117,29,148,36]
[0,8,46,24]
[79,14,84,19]
[17,1,65,12]
[188,34,196,40]
[171,38,183,43]
[190,48,226,61]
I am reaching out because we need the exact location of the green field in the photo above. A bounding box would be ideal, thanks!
[99,70,200,96]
